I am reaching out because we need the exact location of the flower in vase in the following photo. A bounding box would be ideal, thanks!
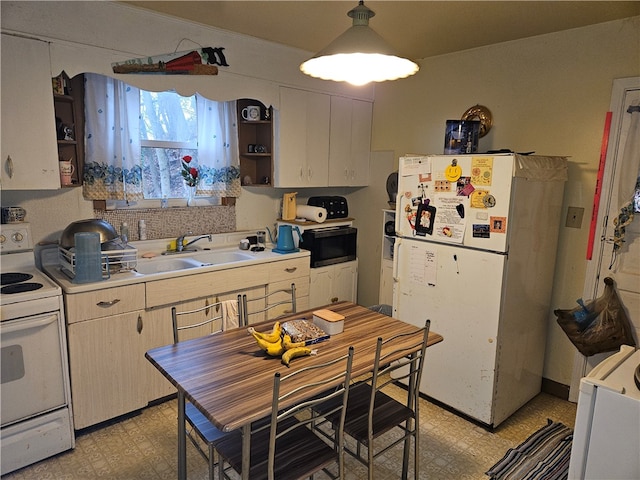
[181,155,199,187]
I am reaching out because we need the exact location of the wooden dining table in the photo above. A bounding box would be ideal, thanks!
[145,301,443,480]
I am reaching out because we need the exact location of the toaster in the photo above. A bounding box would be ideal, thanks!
[307,196,348,219]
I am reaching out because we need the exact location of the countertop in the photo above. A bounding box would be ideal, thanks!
[41,235,310,294]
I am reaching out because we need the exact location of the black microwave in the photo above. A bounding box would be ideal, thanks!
[300,226,357,268]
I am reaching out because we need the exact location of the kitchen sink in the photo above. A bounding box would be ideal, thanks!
[134,257,208,275]
[196,251,255,264]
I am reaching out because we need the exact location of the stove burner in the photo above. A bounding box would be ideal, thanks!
[1,282,43,294]
[1,272,33,286]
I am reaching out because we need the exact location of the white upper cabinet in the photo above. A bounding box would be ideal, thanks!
[328,96,372,187]
[1,34,60,190]
[275,87,330,187]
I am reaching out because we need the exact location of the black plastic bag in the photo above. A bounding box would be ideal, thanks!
[554,277,636,357]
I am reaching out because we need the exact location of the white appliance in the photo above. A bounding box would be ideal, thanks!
[0,223,74,475]
[393,154,568,427]
[568,345,640,480]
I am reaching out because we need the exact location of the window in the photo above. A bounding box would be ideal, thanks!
[139,91,198,199]
[83,73,240,204]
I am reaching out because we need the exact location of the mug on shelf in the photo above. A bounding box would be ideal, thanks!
[59,160,75,186]
[241,105,261,121]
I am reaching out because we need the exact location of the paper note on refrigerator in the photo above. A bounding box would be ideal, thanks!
[470,157,494,186]
[400,156,431,176]
[408,243,437,286]
[432,197,467,243]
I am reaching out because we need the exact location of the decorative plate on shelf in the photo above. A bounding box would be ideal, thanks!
[461,105,493,137]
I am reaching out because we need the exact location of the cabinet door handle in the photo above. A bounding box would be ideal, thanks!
[97,298,121,307]
[331,297,339,303]
[285,267,297,273]
[215,296,221,313]
[6,155,13,179]
[137,314,143,334]
[205,298,210,316]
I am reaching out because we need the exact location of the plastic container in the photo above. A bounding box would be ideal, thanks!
[138,220,147,240]
[313,309,345,335]
[72,232,103,284]
[120,222,129,243]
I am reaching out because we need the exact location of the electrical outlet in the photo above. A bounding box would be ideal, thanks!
[566,207,584,229]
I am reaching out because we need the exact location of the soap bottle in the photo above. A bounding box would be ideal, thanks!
[120,222,129,244]
[138,219,147,240]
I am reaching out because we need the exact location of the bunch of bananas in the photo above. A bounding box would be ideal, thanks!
[248,321,317,367]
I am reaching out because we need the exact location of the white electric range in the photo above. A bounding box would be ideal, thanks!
[0,223,75,475]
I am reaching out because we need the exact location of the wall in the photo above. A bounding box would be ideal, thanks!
[358,16,640,386]
[2,2,639,388]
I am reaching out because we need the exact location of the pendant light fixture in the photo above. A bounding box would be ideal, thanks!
[300,1,419,86]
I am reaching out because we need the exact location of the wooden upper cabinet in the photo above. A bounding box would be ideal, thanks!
[275,87,330,188]
[1,34,60,190]
[275,87,372,188]
[328,96,372,187]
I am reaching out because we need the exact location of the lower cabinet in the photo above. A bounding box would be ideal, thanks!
[309,260,358,309]
[67,310,148,429]
[64,258,310,429]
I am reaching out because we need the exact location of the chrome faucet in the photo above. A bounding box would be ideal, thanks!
[163,233,212,254]
[176,233,212,252]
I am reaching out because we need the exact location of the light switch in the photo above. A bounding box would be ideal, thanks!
[566,207,584,229]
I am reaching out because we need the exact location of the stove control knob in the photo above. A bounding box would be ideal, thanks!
[0,234,5,244]
[11,232,24,243]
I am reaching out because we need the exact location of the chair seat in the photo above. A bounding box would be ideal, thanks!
[319,382,415,446]
[185,402,229,445]
[215,418,337,480]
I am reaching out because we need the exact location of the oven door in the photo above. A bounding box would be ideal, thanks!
[1,312,68,425]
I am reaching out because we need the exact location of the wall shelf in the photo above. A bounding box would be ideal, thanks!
[237,99,273,187]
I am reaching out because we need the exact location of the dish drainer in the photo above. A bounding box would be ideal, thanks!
[58,245,138,279]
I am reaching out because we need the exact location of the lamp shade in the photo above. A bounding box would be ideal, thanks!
[300,1,419,86]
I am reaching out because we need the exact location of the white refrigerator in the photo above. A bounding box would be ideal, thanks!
[393,154,567,427]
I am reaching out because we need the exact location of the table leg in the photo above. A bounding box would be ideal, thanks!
[241,423,251,480]
[177,390,186,480]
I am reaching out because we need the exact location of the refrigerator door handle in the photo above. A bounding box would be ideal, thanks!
[395,193,402,233]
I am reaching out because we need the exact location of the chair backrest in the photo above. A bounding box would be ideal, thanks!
[370,319,431,416]
[172,296,242,344]
[241,283,296,325]
[267,346,354,480]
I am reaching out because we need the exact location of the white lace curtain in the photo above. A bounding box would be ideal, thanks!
[83,73,240,201]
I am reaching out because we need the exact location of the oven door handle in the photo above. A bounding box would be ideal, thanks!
[0,312,58,334]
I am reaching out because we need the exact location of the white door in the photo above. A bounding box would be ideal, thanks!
[393,238,506,424]
[572,77,640,400]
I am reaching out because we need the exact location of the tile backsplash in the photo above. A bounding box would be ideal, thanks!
[96,205,236,241]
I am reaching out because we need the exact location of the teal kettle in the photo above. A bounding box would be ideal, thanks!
[269,225,301,254]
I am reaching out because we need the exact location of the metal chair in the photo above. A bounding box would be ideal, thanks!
[171,296,243,480]
[215,346,355,480]
[241,283,296,325]
[315,320,431,479]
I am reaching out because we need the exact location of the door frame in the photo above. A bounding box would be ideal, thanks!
[569,76,640,402]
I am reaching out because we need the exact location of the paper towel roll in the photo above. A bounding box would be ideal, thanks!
[296,205,327,223]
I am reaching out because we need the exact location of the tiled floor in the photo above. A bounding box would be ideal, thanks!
[3,387,576,480]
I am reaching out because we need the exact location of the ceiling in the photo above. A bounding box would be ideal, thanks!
[121,1,640,60]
